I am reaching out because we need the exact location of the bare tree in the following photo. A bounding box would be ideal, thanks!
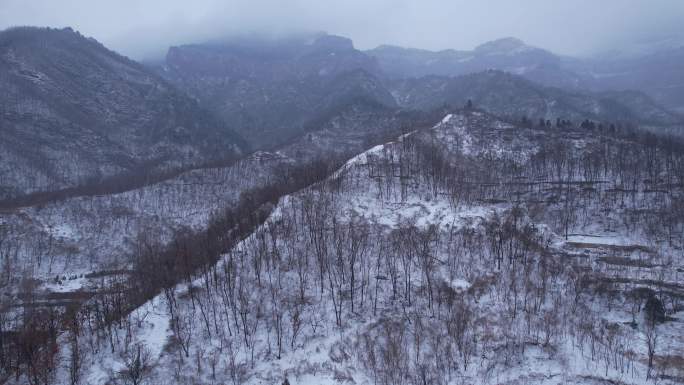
[118,344,153,385]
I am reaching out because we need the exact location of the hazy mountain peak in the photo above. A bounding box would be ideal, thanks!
[311,34,355,51]
[1,26,98,50]
[474,37,533,54]
[371,44,408,51]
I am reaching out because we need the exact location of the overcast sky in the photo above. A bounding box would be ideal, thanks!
[1,0,683,59]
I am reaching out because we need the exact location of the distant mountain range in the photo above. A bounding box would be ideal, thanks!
[567,44,684,114]
[1,27,682,201]
[159,34,682,141]
[389,70,682,126]
[367,36,684,114]
[367,37,565,80]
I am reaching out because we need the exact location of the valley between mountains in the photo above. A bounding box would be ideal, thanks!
[0,26,683,385]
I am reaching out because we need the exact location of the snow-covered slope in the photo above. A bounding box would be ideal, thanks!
[53,111,684,385]
[0,27,246,200]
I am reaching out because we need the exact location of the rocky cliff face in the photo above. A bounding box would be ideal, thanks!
[0,27,246,200]
[161,33,395,148]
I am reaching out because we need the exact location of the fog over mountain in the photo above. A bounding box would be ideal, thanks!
[1,0,683,59]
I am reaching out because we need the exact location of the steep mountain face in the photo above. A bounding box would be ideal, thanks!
[0,27,246,201]
[161,34,396,148]
[390,70,683,126]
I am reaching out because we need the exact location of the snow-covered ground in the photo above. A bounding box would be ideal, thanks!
[13,111,684,385]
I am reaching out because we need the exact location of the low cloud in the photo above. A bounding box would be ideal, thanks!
[1,0,683,59]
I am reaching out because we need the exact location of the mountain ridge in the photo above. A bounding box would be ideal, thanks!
[160,33,391,147]
[389,70,683,127]
[0,26,248,200]
[368,36,684,113]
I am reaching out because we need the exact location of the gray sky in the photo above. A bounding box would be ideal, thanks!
[1,0,683,59]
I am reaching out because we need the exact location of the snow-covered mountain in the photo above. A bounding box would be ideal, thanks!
[1,27,684,385]
[389,70,683,127]
[367,38,581,88]
[369,37,684,114]
[43,110,684,385]
[160,34,682,153]
[160,33,396,148]
[0,27,247,201]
